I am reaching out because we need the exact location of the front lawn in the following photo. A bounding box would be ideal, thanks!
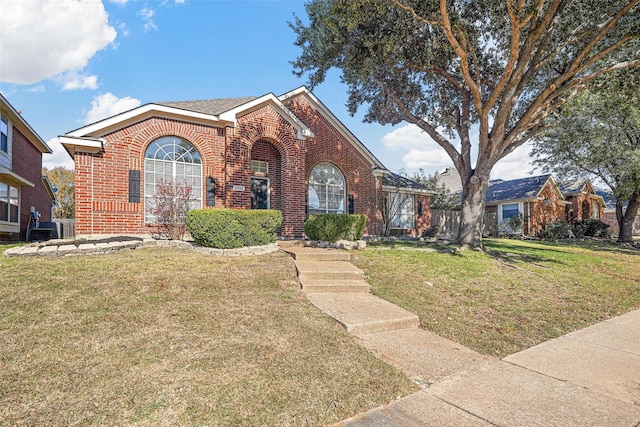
[0,247,414,426]
[351,239,640,357]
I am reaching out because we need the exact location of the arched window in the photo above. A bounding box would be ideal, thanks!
[144,136,202,223]
[308,162,345,214]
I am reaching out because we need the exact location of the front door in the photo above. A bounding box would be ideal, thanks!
[251,177,269,209]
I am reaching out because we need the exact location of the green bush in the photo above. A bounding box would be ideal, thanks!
[186,209,282,249]
[541,220,573,239]
[572,218,610,238]
[304,214,367,242]
[421,225,440,238]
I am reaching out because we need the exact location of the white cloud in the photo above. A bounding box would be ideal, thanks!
[27,85,46,93]
[382,122,536,180]
[0,0,116,85]
[43,138,75,170]
[83,92,141,125]
[109,0,129,4]
[137,7,158,32]
[58,71,99,91]
[491,141,537,180]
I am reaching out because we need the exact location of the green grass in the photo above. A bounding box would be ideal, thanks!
[351,239,640,357]
[0,247,415,426]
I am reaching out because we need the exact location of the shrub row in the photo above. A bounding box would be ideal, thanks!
[541,218,610,240]
[304,214,366,242]
[186,209,282,249]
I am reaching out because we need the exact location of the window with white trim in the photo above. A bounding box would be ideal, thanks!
[0,182,19,224]
[1,114,8,154]
[144,136,202,223]
[592,201,600,219]
[500,203,521,221]
[308,163,345,214]
[251,160,268,175]
[389,192,415,228]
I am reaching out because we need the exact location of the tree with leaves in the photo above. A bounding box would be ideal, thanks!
[43,166,75,219]
[532,73,640,243]
[291,0,639,249]
[411,169,459,210]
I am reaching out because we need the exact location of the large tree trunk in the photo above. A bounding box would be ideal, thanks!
[457,174,490,249]
[616,188,640,243]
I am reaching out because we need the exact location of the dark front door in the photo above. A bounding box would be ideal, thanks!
[251,178,269,209]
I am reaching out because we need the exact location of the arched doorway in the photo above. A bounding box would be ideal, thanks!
[250,140,282,210]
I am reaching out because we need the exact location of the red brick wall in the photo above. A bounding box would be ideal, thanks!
[283,95,386,235]
[9,127,52,240]
[73,96,404,239]
[74,117,227,237]
[525,182,566,235]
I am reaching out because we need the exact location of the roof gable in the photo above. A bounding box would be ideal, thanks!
[0,93,51,154]
[486,174,558,203]
[279,86,388,172]
[60,91,314,155]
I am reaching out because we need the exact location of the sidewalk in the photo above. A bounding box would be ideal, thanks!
[283,245,640,426]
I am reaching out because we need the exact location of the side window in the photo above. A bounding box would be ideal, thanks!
[1,115,8,154]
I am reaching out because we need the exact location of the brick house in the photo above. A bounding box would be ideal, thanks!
[558,180,606,222]
[60,87,431,239]
[1,94,56,241]
[485,174,568,236]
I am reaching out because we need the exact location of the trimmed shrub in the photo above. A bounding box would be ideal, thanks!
[186,209,282,249]
[421,225,440,238]
[304,214,367,242]
[541,220,573,240]
[572,218,610,238]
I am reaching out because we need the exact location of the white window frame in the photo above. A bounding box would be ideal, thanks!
[0,181,20,233]
[251,160,268,175]
[0,114,12,169]
[389,192,415,229]
[308,163,346,215]
[143,137,202,223]
[498,202,522,223]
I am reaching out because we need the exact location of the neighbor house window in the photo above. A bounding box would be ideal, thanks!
[1,114,8,153]
[0,182,19,223]
[144,136,202,223]
[501,203,520,221]
[308,163,345,214]
[389,192,415,229]
[592,201,600,219]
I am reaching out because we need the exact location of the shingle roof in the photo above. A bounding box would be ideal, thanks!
[157,97,258,116]
[558,179,587,195]
[595,187,617,209]
[486,174,552,203]
[382,172,429,191]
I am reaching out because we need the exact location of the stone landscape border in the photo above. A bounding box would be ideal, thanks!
[2,238,279,258]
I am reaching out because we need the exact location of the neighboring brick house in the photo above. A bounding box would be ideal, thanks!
[381,172,432,237]
[596,188,640,236]
[0,94,56,241]
[558,180,606,222]
[485,174,568,236]
[60,86,431,239]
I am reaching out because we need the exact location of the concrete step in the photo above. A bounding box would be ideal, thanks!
[306,293,420,337]
[283,247,351,262]
[295,260,365,282]
[300,279,370,294]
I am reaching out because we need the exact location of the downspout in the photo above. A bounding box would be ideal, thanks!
[91,155,94,237]
[527,201,531,236]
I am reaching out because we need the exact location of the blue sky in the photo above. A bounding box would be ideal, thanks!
[0,0,535,179]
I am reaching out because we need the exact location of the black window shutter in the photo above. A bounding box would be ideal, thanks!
[206,177,216,207]
[348,194,355,214]
[128,170,141,203]
[418,200,423,217]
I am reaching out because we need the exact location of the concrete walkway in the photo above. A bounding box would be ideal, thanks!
[282,245,640,427]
